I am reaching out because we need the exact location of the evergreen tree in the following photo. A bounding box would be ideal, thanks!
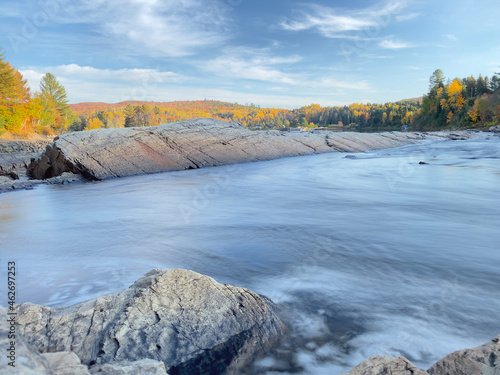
[429,69,445,90]
[40,73,70,116]
[489,75,500,95]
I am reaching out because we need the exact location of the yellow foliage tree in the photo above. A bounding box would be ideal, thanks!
[448,79,463,97]
[84,117,104,131]
[446,111,454,124]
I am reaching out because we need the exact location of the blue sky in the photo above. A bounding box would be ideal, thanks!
[1,0,499,108]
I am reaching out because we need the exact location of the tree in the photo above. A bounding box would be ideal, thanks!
[39,72,72,131]
[0,48,30,102]
[489,75,500,95]
[429,69,445,91]
[463,76,477,98]
[124,104,137,127]
[84,117,104,131]
[476,75,490,96]
[40,73,70,114]
[0,48,33,135]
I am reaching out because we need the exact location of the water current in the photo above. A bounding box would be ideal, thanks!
[1,135,499,373]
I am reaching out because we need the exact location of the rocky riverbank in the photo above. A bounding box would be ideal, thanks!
[2,268,499,375]
[26,118,486,182]
[0,139,83,192]
[0,119,490,193]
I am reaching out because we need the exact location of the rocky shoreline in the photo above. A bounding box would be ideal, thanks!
[0,139,83,192]
[2,268,499,375]
[1,118,490,193]
[2,121,498,373]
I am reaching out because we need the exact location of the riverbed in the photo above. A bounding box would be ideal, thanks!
[1,135,499,374]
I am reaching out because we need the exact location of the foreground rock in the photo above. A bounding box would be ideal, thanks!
[0,139,84,192]
[41,352,91,375]
[428,335,500,375]
[27,118,483,181]
[89,359,168,375]
[0,307,53,374]
[342,355,429,375]
[16,269,284,374]
[343,335,500,375]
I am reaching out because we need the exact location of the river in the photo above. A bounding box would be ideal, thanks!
[1,135,499,374]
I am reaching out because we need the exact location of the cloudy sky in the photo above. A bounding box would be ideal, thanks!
[1,0,499,107]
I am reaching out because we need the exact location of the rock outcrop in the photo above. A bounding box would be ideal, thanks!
[342,355,429,375]
[27,118,482,181]
[427,335,500,375]
[342,335,500,375]
[0,307,53,374]
[0,139,83,192]
[489,125,500,132]
[15,268,284,375]
[41,352,91,375]
[88,359,168,375]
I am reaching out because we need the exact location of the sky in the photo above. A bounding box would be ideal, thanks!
[1,0,499,108]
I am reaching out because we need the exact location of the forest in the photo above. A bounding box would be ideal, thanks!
[1,47,499,138]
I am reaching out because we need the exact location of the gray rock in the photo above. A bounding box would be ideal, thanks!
[41,352,90,375]
[89,359,168,375]
[428,335,500,375]
[489,125,500,132]
[27,119,483,181]
[16,269,284,374]
[0,306,54,374]
[342,355,429,375]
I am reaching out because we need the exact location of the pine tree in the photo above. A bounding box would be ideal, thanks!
[40,73,70,116]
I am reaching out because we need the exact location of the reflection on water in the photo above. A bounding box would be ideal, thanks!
[1,136,499,374]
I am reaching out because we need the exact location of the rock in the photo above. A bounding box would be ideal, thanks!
[489,125,500,132]
[345,155,357,159]
[0,307,54,375]
[419,161,429,165]
[42,352,90,375]
[342,355,429,375]
[28,119,482,181]
[0,169,19,179]
[427,335,500,375]
[16,269,284,374]
[89,359,168,375]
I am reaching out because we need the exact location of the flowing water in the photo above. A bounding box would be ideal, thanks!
[1,135,499,374]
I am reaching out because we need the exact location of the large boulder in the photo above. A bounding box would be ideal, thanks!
[342,355,429,375]
[41,352,90,375]
[88,359,168,374]
[15,269,284,374]
[427,335,500,375]
[0,307,53,374]
[27,118,470,181]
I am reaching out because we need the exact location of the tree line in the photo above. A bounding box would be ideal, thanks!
[413,69,500,130]
[1,46,499,137]
[0,48,72,137]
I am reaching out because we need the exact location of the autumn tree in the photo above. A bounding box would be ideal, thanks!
[0,48,34,135]
[84,117,104,131]
[39,72,72,131]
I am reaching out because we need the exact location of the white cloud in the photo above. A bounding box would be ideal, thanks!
[49,0,233,57]
[380,39,414,49]
[203,48,302,84]
[443,34,458,42]
[280,1,411,39]
[395,12,420,21]
[19,65,183,102]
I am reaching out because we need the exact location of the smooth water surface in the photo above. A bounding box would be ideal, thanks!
[1,136,499,373]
